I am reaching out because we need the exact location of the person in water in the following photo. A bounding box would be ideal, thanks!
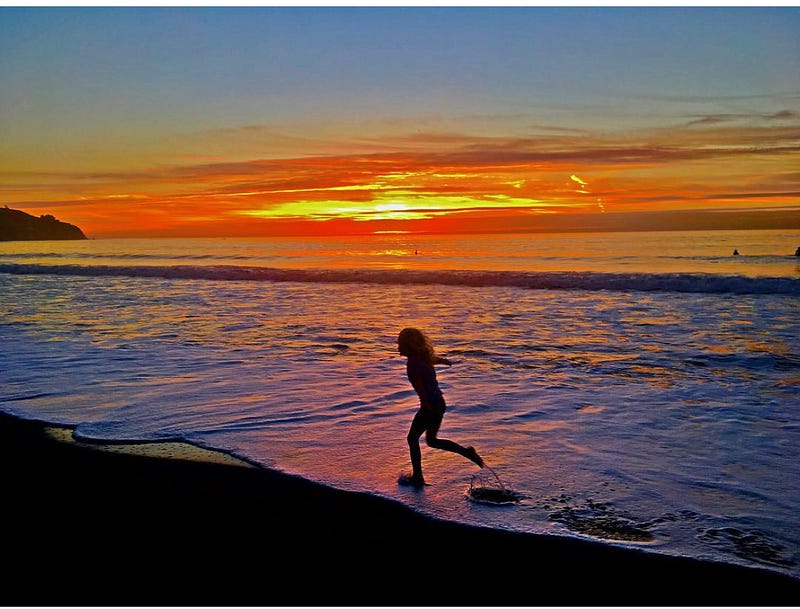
[397,327,484,486]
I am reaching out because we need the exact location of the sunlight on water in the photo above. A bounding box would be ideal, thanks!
[1,229,799,276]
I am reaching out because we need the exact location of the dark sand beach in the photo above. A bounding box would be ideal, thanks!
[2,411,798,606]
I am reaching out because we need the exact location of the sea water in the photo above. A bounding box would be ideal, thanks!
[1,229,799,580]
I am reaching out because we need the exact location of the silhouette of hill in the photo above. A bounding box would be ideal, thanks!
[0,207,87,241]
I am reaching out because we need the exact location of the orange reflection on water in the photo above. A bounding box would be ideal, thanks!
[519,420,568,433]
[707,344,734,354]
[744,340,790,356]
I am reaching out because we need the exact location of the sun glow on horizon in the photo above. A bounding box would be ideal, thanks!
[4,63,799,238]
[6,97,797,238]
[233,190,557,225]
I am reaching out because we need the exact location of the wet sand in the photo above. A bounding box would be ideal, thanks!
[1,411,798,606]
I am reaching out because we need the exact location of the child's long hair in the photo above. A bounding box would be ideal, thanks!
[398,327,436,364]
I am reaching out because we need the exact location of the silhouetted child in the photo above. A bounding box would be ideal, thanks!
[397,327,484,486]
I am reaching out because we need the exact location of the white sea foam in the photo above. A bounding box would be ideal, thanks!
[2,263,798,295]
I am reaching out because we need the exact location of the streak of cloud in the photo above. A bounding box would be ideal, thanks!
[4,111,798,236]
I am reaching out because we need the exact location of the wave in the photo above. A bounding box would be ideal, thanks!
[1,262,798,295]
[0,251,261,261]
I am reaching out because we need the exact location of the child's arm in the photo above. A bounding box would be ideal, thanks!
[434,355,453,366]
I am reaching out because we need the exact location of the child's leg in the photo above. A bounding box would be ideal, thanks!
[425,415,484,467]
[426,435,484,467]
[406,410,427,480]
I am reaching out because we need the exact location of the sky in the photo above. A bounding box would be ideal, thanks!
[1,6,799,237]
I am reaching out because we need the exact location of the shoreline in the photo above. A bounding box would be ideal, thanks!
[2,410,798,606]
[44,423,257,468]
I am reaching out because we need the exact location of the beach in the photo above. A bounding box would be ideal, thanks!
[2,410,798,606]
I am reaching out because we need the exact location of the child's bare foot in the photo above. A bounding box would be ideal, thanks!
[398,472,428,487]
[465,446,484,468]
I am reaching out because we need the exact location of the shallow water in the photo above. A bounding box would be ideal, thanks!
[1,229,799,579]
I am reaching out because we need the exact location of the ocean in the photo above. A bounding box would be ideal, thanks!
[1,228,799,581]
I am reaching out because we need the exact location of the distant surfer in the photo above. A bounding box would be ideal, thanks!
[733,249,740,256]
[396,327,484,487]
[795,246,800,257]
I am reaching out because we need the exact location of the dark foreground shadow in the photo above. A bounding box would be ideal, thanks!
[2,411,798,606]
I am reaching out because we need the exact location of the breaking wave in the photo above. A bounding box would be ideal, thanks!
[2,262,798,296]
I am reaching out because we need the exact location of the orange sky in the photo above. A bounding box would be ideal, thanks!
[2,8,798,238]
[5,119,799,237]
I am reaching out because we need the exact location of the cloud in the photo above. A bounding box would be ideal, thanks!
[765,110,800,121]
[527,123,593,134]
[6,125,798,199]
[686,115,743,126]
[5,109,798,238]
[641,91,800,104]
[699,190,800,201]
[685,109,800,127]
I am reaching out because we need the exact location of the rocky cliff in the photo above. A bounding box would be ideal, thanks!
[0,207,88,241]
